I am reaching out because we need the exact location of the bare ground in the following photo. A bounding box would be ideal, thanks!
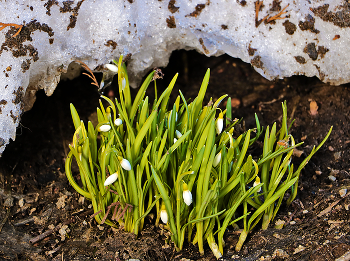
[1,50,350,261]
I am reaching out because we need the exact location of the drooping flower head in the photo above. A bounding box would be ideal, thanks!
[160,203,168,224]
[182,183,193,206]
[216,112,224,135]
[104,172,118,186]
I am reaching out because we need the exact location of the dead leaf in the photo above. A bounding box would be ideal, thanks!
[309,100,318,116]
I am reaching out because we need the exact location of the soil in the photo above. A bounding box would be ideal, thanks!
[1,50,350,261]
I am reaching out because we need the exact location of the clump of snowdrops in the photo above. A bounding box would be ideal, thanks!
[65,56,332,258]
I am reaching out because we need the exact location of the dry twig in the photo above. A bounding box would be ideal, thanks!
[29,218,75,244]
[266,4,289,23]
[255,1,289,27]
[75,61,99,88]
[0,22,23,37]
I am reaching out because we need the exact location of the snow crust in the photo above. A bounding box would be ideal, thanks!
[0,0,349,154]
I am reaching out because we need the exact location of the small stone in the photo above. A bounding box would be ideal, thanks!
[79,196,85,204]
[97,225,104,230]
[302,210,309,214]
[59,224,70,241]
[339,188,347,197]
[56,194,67,209]
[334,151,342,161]
[29,208,36,215]
[4,196,14,207]
[290,221,296,225]
[328,175,337,182]
[48,224,55,230]
[273,248,289,258]
[275,219,285,229]
[273,233,282,239]
[18,198,25,207]
[293,245,305,254]
[293,148,304,157]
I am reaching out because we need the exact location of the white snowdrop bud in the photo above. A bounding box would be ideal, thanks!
[216,112,224,135]
[253,176,262,192]
[105,64,118,73]
[182,183,192,206]
[175,130,182,139]
[104,172,118,186]
[118,157,132,171]
[160,204,168,224]
[114,118,123,126]
[98,124,111,132]
[174,138,178,144]
[121,78,126,90]
[213,150,222,167]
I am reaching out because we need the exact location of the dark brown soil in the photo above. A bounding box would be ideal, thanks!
[1,50,350,261]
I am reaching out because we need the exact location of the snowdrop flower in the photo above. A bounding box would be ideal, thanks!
[160,204,168,224]
[216,112,224,134]
[168,110,178,127]
[114,118,123,126]
[253,176,262,192]
[106,107,111,119]
[105,64,118,73]
[182,183,192,206]
[175,130,182,139]
[121,77,126,90]
[213,150,222,167]
[98,124,111,132]
[104,172,118,186]
[118,156,132,171]
[174,138,178,144]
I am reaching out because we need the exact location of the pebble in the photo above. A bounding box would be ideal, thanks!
[293,245,305,254]
[274,219,285,229]
[334,151,342,161]
[18,198,25,207]
[328,175,337,182]
[4,196,14,207]
[273,249,289,258]
[339,188,347,197]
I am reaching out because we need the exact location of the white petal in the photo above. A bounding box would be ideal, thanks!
[183,190,192,206]
[253,177,262,192]
[105,64,118,73]
[114,118,123,126]
[98,124,111,132]
[175,130,182,139]
[120,158,132,171]
[216,118,223,135]
[160,210,168,224]
[104,173,118,186]
[122,78,126,90]
[213,151,222,167]
[174,138,178,144]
